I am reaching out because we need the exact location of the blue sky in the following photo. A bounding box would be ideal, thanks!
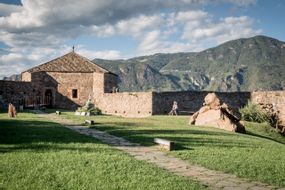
[0,0,284,78]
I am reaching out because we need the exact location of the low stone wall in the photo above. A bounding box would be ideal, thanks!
[96,92,153,117]
[152,91,251,115]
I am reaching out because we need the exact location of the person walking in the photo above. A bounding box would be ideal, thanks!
[169,101,178,116]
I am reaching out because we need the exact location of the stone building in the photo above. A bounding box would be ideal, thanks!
[0,51,118,109]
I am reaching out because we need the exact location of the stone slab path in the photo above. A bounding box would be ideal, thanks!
[34,111,283,190]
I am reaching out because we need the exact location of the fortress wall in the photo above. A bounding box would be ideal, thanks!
[0,80,35,109]
[96,92,153,117]
[152,91,251,115]
[251,91,285,121]
[1,77,284,119]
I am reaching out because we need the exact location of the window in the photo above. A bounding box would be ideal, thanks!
[72,89,78,98]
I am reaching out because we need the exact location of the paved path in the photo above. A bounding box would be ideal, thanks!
[35,111,283,190]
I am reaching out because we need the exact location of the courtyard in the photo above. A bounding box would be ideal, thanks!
[1,110,284,189]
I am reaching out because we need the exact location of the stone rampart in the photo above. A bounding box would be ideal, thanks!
[0,80,35,109]
[152,91,251,115]
[1,78,285,119]
[97,92,153,117]
[251,91,285,121]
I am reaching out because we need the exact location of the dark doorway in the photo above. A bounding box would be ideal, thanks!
[44,89,53,108]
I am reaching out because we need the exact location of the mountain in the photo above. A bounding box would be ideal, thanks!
[94,35,285,92]
[2,74,21,81]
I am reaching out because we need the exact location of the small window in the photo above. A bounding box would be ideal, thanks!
[72,89,78,98]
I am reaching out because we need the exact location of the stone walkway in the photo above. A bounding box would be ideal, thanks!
[34,111,283,190]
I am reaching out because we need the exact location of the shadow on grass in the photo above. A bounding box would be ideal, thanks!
[246,131,285,145]
[0,119,107,153]
[92,120,285,148]
[89,123,254,149]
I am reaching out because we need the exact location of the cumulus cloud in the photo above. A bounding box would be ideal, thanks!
[91,14,162,38]
[0,0,260,78]
[0,45,122,78]
[0,46,67,79]
[77,48,122,60]
[137,29,204,55]
[181,15,262,43]
[0,3,22,17]
[136,11,261,55]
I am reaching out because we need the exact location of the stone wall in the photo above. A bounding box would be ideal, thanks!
[152,91,251,115]
[2,74,285,119]
[251,91,285,122]
[97,92,153,117]
[0,80,35,109]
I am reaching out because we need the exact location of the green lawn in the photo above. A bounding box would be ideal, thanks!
[58,111,285,187]
[0,112,206,190]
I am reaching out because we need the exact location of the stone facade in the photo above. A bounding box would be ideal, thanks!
[0,81,37,108]
[251,91,285,113]
[30,72,95,109]
[96,92,153,117]
[251,91,285,126]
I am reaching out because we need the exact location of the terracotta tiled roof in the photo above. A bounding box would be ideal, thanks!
[24,52,113,74]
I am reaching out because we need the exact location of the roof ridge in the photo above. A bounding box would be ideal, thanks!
[23,51,74,73]
[21,51,115,74]
[72,51,109,73]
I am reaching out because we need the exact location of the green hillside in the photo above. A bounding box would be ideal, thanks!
[94,35,285,92]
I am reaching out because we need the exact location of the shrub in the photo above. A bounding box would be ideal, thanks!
[89,107,102,115]
[240,101,271,123]
[76,106,102,115]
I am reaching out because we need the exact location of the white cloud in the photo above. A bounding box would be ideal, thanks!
[137,30,204,55]
[223,0,257,6]
[77,48,122,60]
[0,46,64,78]
[0,52,33,78]
[181,15,262,43]
[0,3,22,17]
[135,11,261,55]
[137,30,162,54]
[91,14,162,38]
[174,10,208,22]
[0,0,261,78]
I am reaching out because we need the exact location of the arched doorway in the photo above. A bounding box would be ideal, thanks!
[44,89,53,108]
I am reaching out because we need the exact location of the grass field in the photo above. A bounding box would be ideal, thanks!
[0,112,206,190]
[57,111,285,187]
